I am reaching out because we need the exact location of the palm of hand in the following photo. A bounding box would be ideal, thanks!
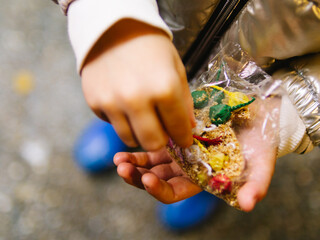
[114,149,202,204]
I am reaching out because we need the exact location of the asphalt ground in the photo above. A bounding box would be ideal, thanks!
[0,0,319,239]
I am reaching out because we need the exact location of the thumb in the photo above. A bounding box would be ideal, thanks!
[237,142,277,212]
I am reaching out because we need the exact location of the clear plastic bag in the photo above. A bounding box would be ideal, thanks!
[167,44,282,209]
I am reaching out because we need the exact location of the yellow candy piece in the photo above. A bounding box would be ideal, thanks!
[227,92,249,107]
[211,86,249,107]
[194,138,227,172]
[193,138,210,154]
[197,172,208,184]
[208,152,226,172]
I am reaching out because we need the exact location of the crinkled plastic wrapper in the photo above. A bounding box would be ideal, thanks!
[167,44,282,210]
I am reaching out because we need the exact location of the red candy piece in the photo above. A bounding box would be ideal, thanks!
[192,135,222,146]
[209,174,232,194]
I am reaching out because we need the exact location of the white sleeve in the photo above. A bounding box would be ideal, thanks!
[277,95,314,158]
[67,0,173,73]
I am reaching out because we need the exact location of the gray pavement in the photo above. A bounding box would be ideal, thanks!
[0,0,319,239]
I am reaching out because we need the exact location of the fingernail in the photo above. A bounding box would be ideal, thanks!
[144,183,150,190]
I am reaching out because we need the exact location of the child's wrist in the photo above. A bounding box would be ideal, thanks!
[83,19,171,68]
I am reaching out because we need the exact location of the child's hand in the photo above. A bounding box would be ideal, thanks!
[113,98,280,212]
[81,19,195,151]
[114,148,202,203]
[114,137,276,211]
[234,97,279,211]
[114,141,276,211]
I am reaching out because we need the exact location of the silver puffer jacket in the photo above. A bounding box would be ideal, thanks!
[159,0,320,147]
[53,0,320,147]
[158,0,220,56]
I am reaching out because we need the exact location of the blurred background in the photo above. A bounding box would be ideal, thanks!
[0,0,319,239]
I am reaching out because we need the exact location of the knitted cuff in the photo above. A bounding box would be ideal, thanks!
[68,0,172,72]
[278,95,314,158]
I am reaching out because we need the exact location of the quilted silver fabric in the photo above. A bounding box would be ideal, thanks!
[222,0,320,146]
[158,0,220,56]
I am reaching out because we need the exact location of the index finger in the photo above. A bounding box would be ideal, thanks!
[237,140,277,212]
[113,148,172,168]
[157,88,193,148]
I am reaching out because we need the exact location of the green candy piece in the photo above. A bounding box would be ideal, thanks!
[210,88,225,104]
[192,90,209,109]
[209,97,256,125]
[209,104,232,125]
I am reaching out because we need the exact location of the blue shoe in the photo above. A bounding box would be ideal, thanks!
[157,191,220,231]
[73,119,129,173]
